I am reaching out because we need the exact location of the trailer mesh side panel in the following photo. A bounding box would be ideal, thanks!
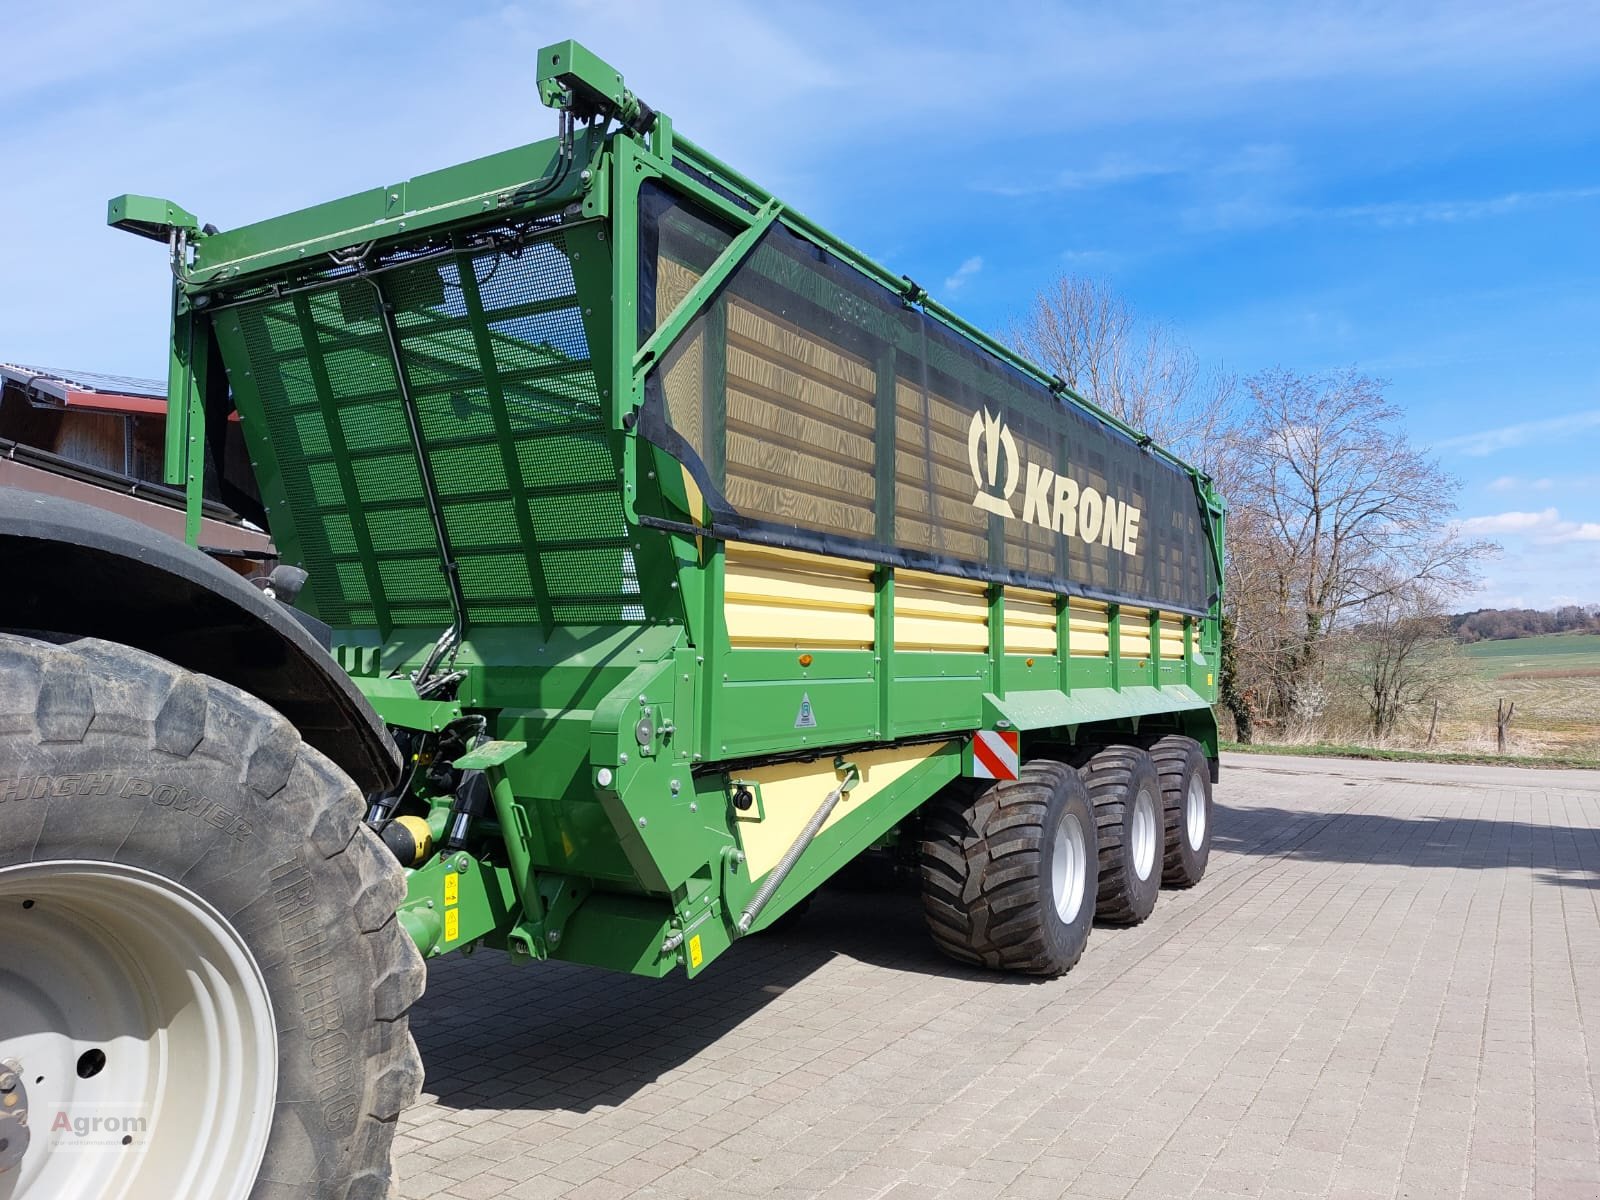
[224,225,633,630]
[637,185,1215,615]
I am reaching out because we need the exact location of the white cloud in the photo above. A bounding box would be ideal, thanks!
[1487,475,1555,492]
[1329,187,1600,227]
[1434,409,1600,456]
[1459,507,1600,543]
[981,154,1187,197]
[942,256,984,294]
[1191,184,1600,233]
[1460,509,1561,534]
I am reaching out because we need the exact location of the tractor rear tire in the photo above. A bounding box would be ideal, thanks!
[1080,745,1163,925]
[0,634,424,1200]
[1147,734,1212,887]
[919,760,1097,976]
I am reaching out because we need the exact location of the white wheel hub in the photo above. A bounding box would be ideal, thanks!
[0,860,277,1200]
[1131,788,1158,881]
[1050,813,1088,924]
[1185,772,1207,851]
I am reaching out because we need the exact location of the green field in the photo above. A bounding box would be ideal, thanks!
[1463,632,1600,679]
[1456,633,1600,759]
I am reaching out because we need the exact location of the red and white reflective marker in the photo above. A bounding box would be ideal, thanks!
[970,729,1020,780]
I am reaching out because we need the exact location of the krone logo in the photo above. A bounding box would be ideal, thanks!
[969,407,1020,517]
[962,405,1145,557]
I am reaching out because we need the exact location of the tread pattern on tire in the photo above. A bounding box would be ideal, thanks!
[1079,743,1160,925]
[920,760,1084,976]
[1146,733,1209,887]
[0,635,425,1199]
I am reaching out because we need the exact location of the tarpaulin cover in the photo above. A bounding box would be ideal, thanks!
[637,185,1216,616]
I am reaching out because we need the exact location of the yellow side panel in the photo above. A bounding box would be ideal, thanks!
[1004,586,1058,655]
[736,743,943,878]
[1068,598,1110,658]
[1121,608,1152,661]
[893,569,989,651]
[724,543,876,650]
[1159,613,1187,660]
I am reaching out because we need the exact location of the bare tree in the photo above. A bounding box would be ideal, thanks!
[1010,278,1497,748]
[1340,585,1459,740]
[1009,276,1236,471]
[1225,368,1493,726]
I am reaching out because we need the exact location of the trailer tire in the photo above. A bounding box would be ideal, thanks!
[1146,735,1212,887]
[919,760,1097,976]
[1080,745,1162,925]
[0,634,424,1200]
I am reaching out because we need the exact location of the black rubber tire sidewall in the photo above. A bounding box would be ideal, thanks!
[0,635,423,1200]
[1035,770,1097,971]
[1148,735,1212,887]
[1081,745,1163,925]
[920,760,1098,977]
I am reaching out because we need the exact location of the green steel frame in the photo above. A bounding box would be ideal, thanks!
[110,39,1225,980]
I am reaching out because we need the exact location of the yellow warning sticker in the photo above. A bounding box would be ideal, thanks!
[1207,672,1214,687]
[443,872,459,905]
[444,908,459,942]
[688,934,703,968]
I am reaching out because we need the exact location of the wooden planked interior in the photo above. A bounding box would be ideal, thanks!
[894,382,988,562]
[721,300,878,539]
[656,258,705,447]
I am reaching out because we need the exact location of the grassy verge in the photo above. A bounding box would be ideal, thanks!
[1221,741,1600,771]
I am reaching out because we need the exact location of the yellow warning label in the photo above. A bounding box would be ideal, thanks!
[1206,672,1214,687]
[688,934,703,968]
[444,872,459,905]
[444,908,459,942]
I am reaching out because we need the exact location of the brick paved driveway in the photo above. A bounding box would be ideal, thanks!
[395,754,1600,1200]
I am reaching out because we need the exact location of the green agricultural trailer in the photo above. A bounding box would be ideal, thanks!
[0,39,1224,1199]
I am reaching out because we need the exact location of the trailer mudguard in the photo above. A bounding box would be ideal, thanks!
[0,487,400,794]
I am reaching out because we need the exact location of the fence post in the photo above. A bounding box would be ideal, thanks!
[1496,698,1515,754]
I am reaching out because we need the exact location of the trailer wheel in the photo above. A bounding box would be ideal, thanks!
[1146,735,1212,887]
[919,760,1097,976]
[1080,745,1162,925]
[0,635,423,1200]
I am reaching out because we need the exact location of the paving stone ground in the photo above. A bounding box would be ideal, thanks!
[394,753,1600,1200]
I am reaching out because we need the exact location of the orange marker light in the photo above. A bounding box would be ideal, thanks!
[798,653,813,667]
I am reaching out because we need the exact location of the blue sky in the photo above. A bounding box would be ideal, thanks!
[3,1,1597,608]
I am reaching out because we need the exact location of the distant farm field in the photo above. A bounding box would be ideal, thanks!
[1456,634,1600,760]
[1463,632,1600,678]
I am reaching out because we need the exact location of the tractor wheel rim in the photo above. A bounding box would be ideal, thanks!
[0,860,276,1200]
[1050,813,1087,924]
[1131,788,1158,881]
[1185,773,1207,851]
